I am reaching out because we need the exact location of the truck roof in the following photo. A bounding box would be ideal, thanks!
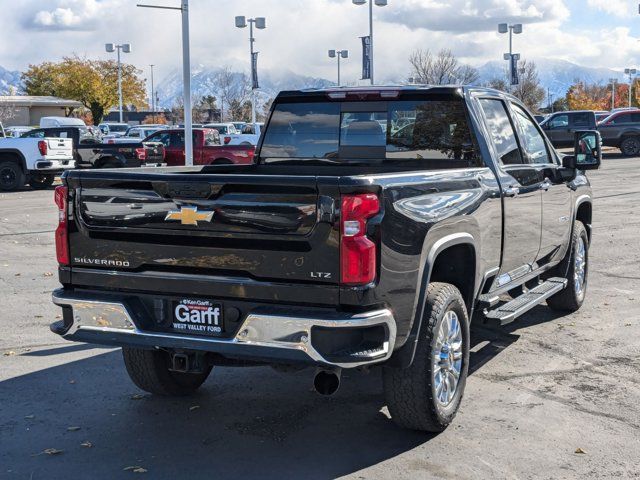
[275,85,509,100]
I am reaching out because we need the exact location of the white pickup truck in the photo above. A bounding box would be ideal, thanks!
[0,123,74,191]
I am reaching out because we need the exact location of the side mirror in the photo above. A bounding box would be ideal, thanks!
[562,155,576,169]
[573,130,601,170]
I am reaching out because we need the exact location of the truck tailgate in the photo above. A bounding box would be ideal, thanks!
[68,171,340,285]
[45,137,73,160]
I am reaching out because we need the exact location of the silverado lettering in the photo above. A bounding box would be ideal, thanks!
[51,86,601,433]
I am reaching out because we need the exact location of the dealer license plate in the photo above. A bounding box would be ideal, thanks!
[171,298,223,336]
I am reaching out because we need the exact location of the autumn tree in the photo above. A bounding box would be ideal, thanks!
[142,113,168,124]
[409,49,479,85]
[566,82,609,111]
[22,56,146,124]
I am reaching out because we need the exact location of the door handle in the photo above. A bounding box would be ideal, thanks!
[504,185,520,197]
[540,180,551,191]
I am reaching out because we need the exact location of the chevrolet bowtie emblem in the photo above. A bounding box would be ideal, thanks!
[165,206,214,226]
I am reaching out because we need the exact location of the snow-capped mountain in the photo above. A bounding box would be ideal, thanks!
[0,66,22,94]
[476,58,626,100]
[155,65,334,109]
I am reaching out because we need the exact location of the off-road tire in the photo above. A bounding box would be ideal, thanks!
[547,221,589,312]
[29,174,55,189]
[0,161,26,191]
[383,282,470,432]
[122,347,212,396]
[620,136,640,156]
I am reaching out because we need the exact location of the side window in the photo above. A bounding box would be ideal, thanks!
[612,113,631,124]
[572,113,590,127]
[511,104,551,165]
[151,131,172,147]
[204,131,219,146]
[170,132,185,148]
[478,98,523,165]
[23,130,46,138]
[548,115,569,129]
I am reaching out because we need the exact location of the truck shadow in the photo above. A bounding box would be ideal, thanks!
[2,306,565,479]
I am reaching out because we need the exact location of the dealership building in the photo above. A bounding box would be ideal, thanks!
[0,96,83,127]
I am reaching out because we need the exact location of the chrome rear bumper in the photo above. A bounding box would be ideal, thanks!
[52,290,396,369]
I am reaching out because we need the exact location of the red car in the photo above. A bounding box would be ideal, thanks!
[144,128,255,166]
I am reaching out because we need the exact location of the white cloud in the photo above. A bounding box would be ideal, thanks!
[32,0,105,30]
[0,0,637,87]
[586,0,631,17]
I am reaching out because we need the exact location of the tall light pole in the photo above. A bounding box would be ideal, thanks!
[105,43,131,123]
[624,68,637,108]
[137,1,193,166]
[235,16,266,124]
[149,64,155,123]
[609,78,617,110]
[328,50,349,86]
[498,23,523,93]
[353,0,387,85]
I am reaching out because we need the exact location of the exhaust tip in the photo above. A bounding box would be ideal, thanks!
[313,368,341,396]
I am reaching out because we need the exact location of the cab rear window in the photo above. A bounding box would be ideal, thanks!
[260,99,480,167]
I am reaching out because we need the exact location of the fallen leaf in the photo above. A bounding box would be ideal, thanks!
[43,448,63,455]
[575,447,586,454]
[34,315,43,318]
[189,405,200,411]
[130,394,145,400]
[44,272,54,277]
[67,426,81,431]
[3,351,16,356]
[625,323,632,327]
[133,468,147,473]
[69,379,76,384]
[14,273,20,276]
[24,414,35,419]
[80,441,93,448]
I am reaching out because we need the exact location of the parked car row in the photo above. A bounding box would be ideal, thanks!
[538,108,640,156]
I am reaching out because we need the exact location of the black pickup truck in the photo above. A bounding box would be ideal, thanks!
[22,126,164,168]
[50,86,601,432]
[539,110,597,148]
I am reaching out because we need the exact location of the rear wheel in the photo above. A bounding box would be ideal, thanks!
[0,161,26,191]
[29,173,55,189]
[547,221,589,312]
[122,347,212,396]
[620,136,640,156]
[383,282,470,432]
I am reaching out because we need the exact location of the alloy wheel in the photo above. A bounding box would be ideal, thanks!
[432,310,463,407]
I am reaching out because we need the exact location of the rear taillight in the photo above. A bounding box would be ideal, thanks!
[224,136,231,144]
[54,186,69,266]
[135,147,146,160]
[340,194,379,285]
[38,140,47,156]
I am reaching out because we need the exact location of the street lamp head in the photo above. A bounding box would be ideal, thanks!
[328,49,336,58]
[122,43,132,53]
[235,16,247,28]
[352,0,367,5]
[105,43,115,53]
[374,0,388,6]
[255,17,266,29]
[498,23,508,34]
[512,24,523,34]
[340,50,349,58]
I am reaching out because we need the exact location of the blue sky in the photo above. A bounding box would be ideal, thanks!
[0,0,638,83]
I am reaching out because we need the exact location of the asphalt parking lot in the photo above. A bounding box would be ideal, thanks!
[1,155,639,480]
